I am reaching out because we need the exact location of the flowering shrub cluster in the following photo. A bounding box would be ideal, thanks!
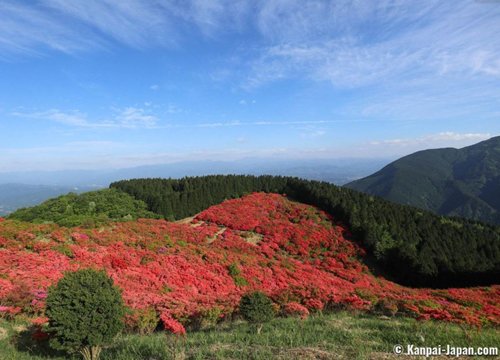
[0,193,498,334]
[283,302,310,319]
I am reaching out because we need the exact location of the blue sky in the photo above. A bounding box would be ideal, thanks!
[0,0,499,171]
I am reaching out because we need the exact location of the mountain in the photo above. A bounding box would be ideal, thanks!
[1,192,498,331]
[0,158,389,187]
[0,158,389,215]
[346,136,500,225]
[0,184,99,216]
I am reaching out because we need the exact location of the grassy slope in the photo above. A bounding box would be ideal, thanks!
[1,312,498,360]
[346,136,500,225]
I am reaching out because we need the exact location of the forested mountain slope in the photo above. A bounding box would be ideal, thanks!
[346,136,500,225]
[111,175,500,287]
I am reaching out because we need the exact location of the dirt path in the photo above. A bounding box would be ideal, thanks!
[175,215,203,227]
[206,227,226,244]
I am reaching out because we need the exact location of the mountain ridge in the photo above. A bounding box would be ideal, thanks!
[346,136,500,224]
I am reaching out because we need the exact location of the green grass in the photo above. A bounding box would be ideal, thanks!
[1,312,498,359]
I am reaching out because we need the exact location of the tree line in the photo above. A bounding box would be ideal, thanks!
[111,175,500,287]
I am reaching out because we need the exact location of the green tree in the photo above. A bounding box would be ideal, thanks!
[239,291,275,334]
[45,269,125,360]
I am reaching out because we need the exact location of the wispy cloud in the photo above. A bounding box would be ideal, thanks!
[297,126,326,138]
[12,109,359,130]
[2,1,499,88]
[0,1,102,57]
[246,1,500,88]
[370,132,492,148]
[0,0,252,56]
[12,107,159,129]
[11,109,95,127]
[2,141,121,156]
[115,107,158,128]
[192,119,351,128]
[42,0,175,48]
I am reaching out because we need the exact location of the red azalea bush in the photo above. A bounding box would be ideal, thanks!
[160,313,186,335]
[0,193,498,334]
[283,302,310,319]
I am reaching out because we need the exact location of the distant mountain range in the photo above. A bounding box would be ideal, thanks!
[346,136,500,225]
[0,184,98,216]
[0,158,390,187]
[0,158,389,215]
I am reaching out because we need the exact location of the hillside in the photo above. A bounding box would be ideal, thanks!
[0,184,97,216]
[1,193,499,334]
[346,136,500,225]
[7,175,500,288]
[8,188,158,227]
[111,175,500,287]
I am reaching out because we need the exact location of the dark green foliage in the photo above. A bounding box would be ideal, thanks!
[8,188,158,227]
[111,175,287,220]
[347,136,500,225]
[239,292,275,325]
[45,269,125,357]
[111,175,500,287]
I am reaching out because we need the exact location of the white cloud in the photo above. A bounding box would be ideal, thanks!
[0,1,102,57]
[1,132,495,172]
[246,1,500,88]
[12,109,352,130]
[115,107,158,128]
[370,132,492,148]
[301,130,326,138]
[1,141,121,156]
[11,109,97,127]
[42,0,175,48]
[2,0,499,89]
[13,107,159,129]
[192,119,347,128]
[0,0,253,56]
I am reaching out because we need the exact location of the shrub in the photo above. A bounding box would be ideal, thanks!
[283,302,310,319]
[2,281,33,313]
[227,263,249,287]
[125,307,159,335]
[160,313,186,335]
[190,307,223,330]
[304,298,324,312]
[374,298,399,317]
[239,291,275,333]
[45,269,125,360]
